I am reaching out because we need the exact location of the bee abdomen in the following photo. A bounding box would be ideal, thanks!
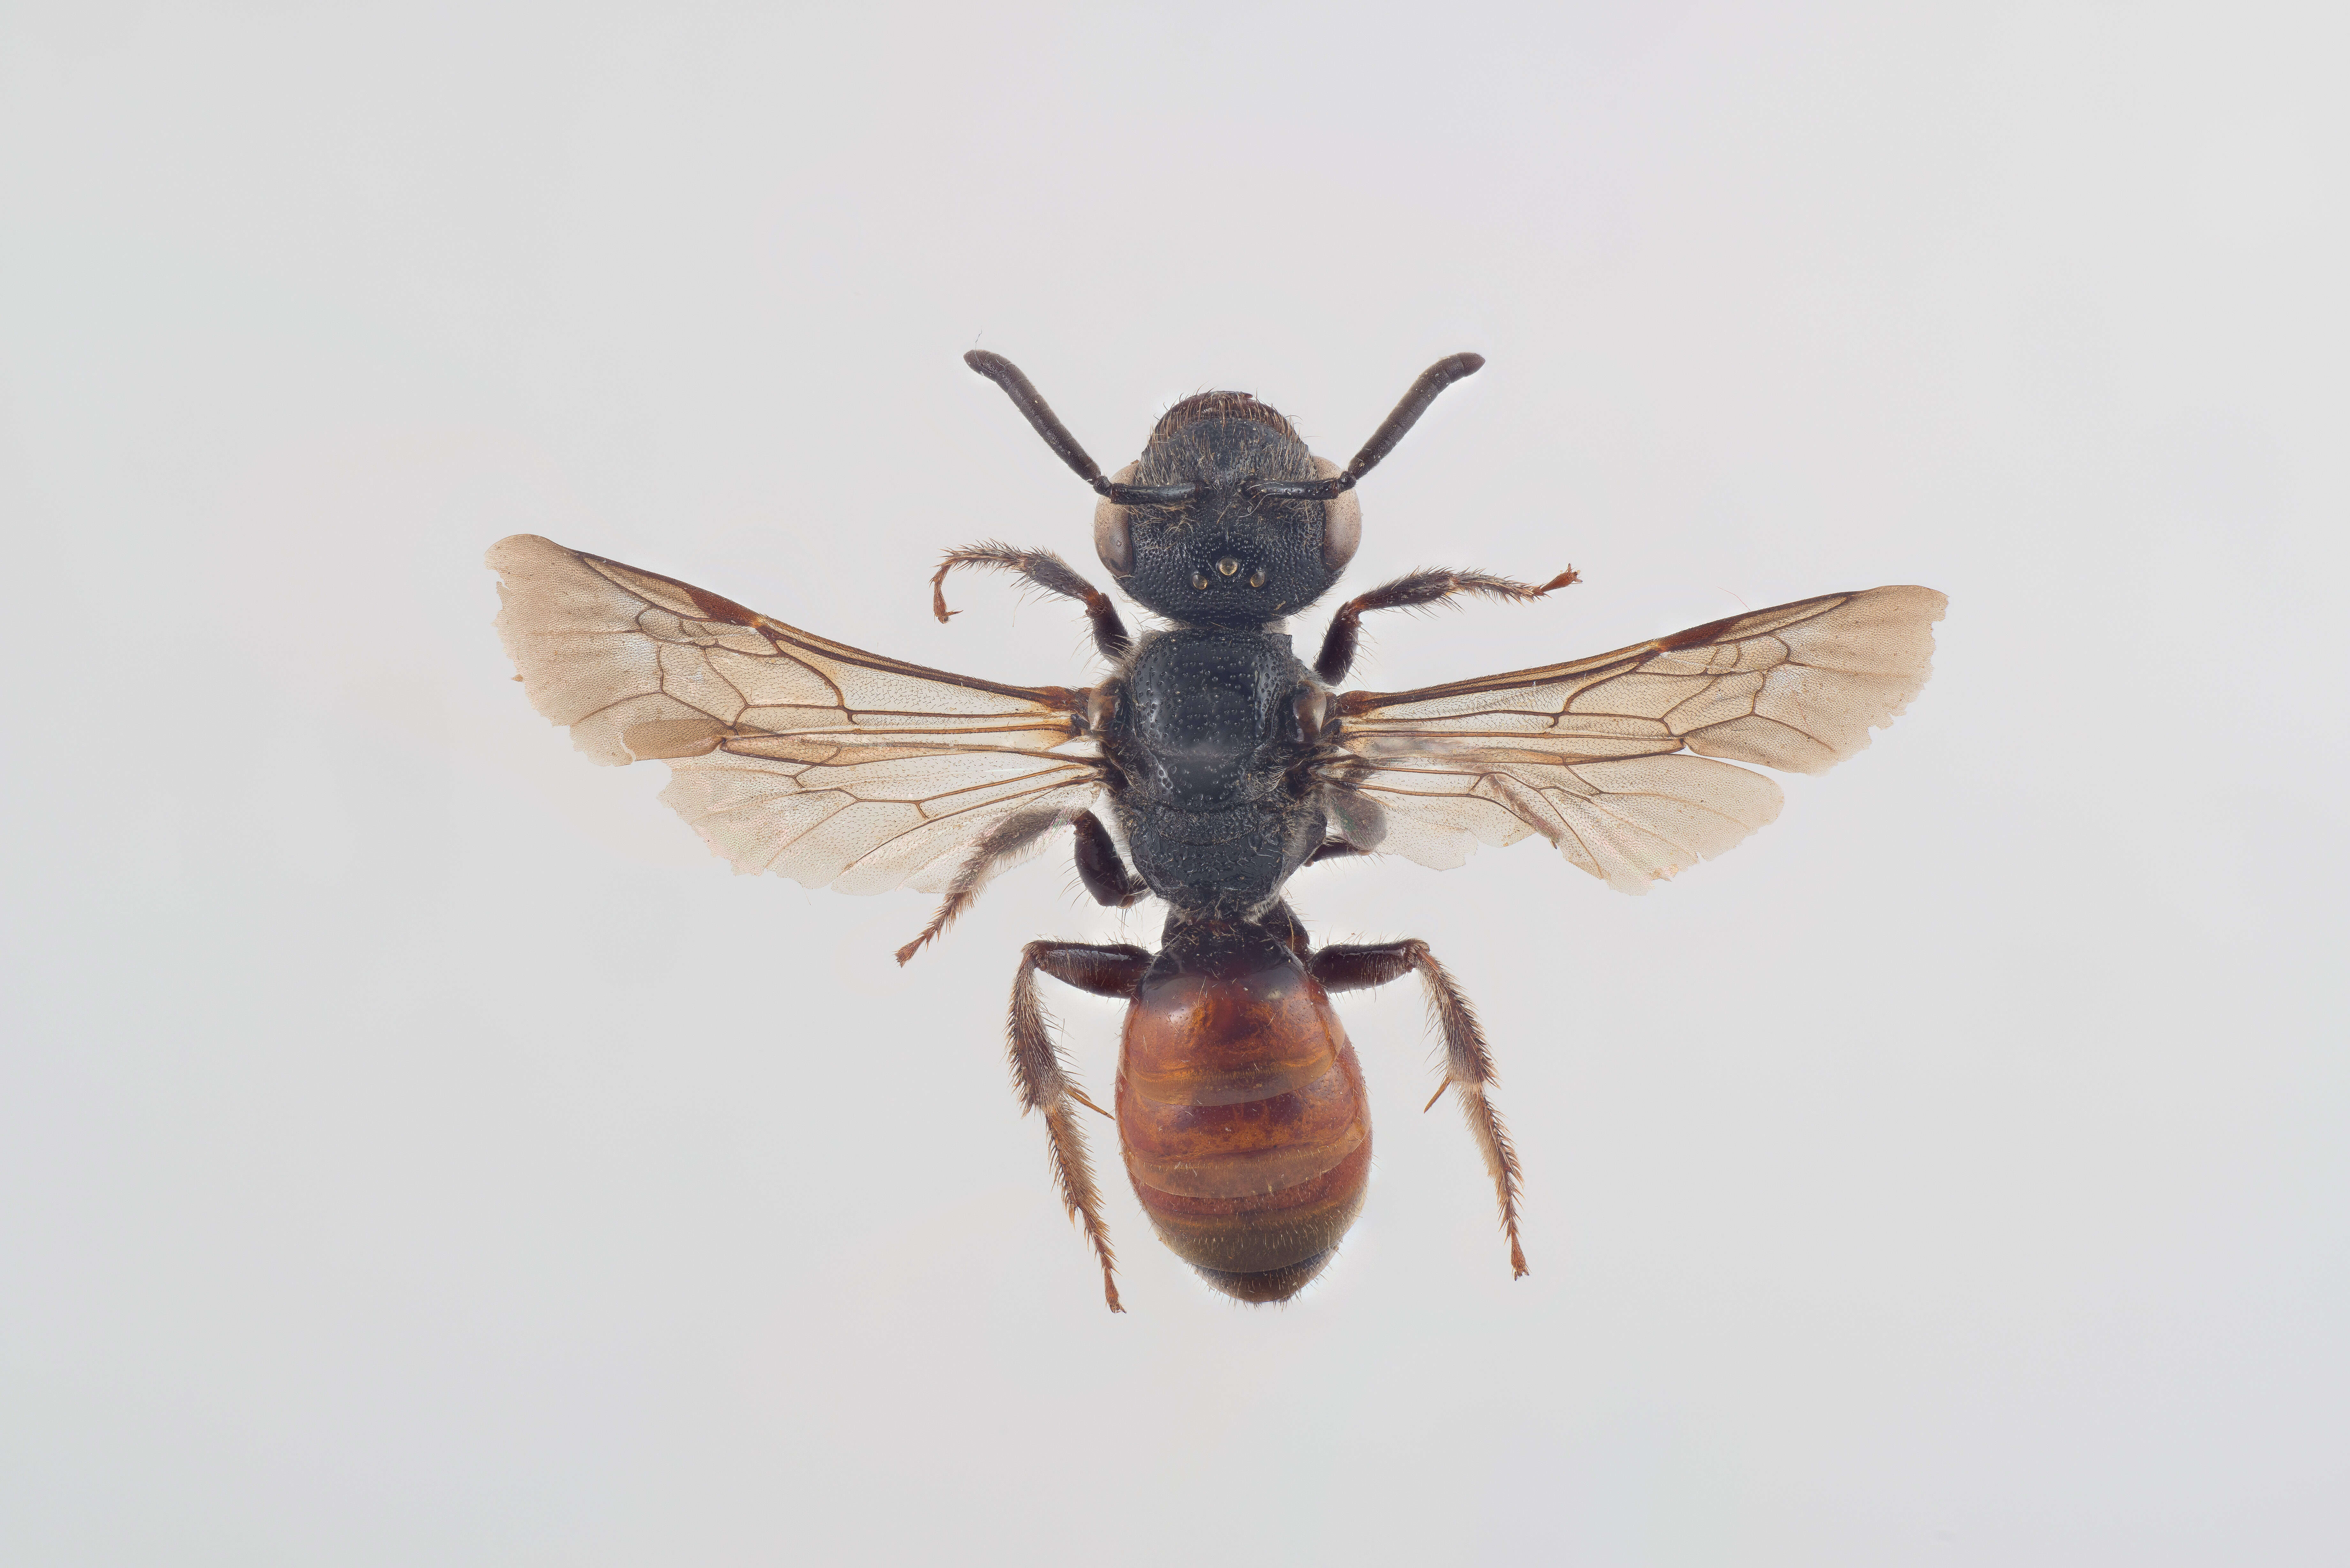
[1116,945,1373,1302]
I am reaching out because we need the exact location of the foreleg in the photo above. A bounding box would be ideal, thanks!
[1310,938,1528,1277]
[1314,566,1579,684]
[1011,939,1153,1313]
[932,541,1131,661]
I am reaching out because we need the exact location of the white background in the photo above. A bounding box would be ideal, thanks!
[4,4,2344,1564]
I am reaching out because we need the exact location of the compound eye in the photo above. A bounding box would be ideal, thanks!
[1313,455,1361,571]
[1092,461,1137,576]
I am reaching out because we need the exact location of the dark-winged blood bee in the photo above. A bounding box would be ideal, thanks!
[489,350,1944,1311]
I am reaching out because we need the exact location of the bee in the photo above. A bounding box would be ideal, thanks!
[489,351,1944,1312]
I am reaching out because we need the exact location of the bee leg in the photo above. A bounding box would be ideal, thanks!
[1012,939,1153,1313]
[930,543,1131,661]
[895,806,1085,966]
[1073,811,1148,907]
[1310,939,1528,1278]
[1313,567,1580,684]
[1258,899,1312,960]
[1305,837,1363,866]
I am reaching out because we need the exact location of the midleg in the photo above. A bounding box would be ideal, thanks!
[932,541,1131,660]
[1314,566,1579,684]
[1073,811,1147,908]
[1310,938,1528,1277]
[1012,939,1153,1313]
[895,805,1085,966]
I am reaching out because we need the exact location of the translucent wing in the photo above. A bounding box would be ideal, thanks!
[1326,586,1946,893]
[488,534,1104,894]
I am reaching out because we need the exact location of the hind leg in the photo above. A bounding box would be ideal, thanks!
[1310,939,1528,1278]
[1010,940,1152,1312]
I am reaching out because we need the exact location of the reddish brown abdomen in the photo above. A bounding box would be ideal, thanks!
[1117,935,1371,1303]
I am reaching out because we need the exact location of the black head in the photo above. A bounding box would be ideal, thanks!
[1088,392,1358,626]
[965,351,1482,630]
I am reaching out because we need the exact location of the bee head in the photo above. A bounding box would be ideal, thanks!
[1088,392,1360,627]
[966,350,1480,632]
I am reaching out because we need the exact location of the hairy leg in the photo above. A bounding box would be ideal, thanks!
[932,541,1131,661]
[895,806,1082,966]
[1011,939,1153,1313]
[1310,938,1528,1277]
[1314,566,1578,685]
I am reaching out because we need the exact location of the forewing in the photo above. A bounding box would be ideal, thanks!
[488,534,1103,894]
[1329,585,1945,892]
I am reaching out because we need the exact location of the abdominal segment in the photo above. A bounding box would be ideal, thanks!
[1116,932,1373,1302]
